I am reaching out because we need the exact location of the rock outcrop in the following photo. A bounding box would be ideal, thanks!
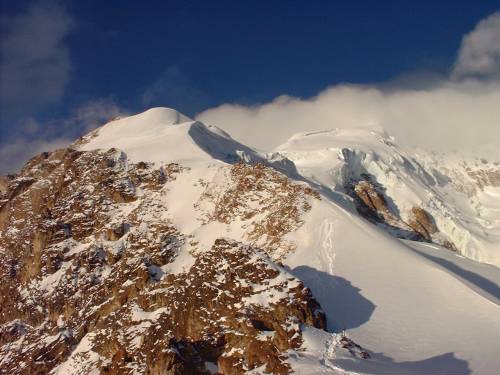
[196,162,319,259]
[348,178,457,250]
[352,180,395,222]
[0,148,328,374]
[407,206,438,241]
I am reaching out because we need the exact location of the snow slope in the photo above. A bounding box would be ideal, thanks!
[80,107,260,166]
[286,198,500,375]
[76,108,500,374]
[274,128,500,267]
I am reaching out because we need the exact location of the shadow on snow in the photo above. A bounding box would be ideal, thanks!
[291,265,376,331]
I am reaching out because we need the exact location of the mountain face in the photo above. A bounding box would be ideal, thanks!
[1,108,499,374]
[274,128,500,266]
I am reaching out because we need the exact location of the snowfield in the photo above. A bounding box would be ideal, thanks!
[287,199,500,374]
[78,107,500,374]
[274,128,500,268]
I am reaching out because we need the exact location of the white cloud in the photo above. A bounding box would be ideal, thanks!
[0,0,126,174]
[197,82,500,160]
[0,98,127,175]
[197,12,500,160]
[0,1,73,123]
[0,138,72,175]
[452,12,500,79]
[67,98,126,133]
[0,4,126,175]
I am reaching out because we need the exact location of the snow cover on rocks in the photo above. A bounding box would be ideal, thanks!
[3,107,498,374]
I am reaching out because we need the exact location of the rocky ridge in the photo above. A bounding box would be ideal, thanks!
[347,177,457,251]
[0,145,343,374]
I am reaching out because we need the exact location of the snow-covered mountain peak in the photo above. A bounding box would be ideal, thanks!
[276,127,397,155]
[129,106,193,125]
[272,124,500,267]
[77,107,259,166]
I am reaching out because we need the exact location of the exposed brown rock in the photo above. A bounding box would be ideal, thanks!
[465,164,500,190]
[339,335,370,360]
[407,206,438,241]
[104,222,128,241]
[196,162,320,259]
[0,149,327,374]
[0,175,14,196]
[350,179,404,231]
[348,179,458,252]
[85,239,325,375]
[354,180,391,215]
[440,240,458,252]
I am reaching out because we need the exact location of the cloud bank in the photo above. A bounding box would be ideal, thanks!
[0,98,126,174]
[0,3,126,175]
[0,1,73,123]
[453,12,500,79]
[197,12,500,160]
[197,81,500,159]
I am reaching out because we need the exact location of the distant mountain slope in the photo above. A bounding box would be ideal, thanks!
[274,128,500,267]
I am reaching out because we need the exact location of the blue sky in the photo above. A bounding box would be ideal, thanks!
[1,0,500,172]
